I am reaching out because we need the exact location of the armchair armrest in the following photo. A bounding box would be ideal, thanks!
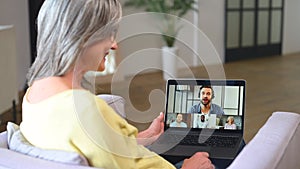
[228,111,300,169]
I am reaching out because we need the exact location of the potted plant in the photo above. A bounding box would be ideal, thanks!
[124,0,198,80]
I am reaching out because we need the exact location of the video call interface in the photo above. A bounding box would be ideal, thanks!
[166,81,245,130]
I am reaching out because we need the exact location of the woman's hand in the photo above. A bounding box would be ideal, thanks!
[181,152,214,169]
[137,112,164,146]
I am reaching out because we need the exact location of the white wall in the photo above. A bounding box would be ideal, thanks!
[0,0,31,90]
[198,0,225,64]
[283,0,300,55]
[119,1,225,78]
[0,26,18,113]
[117,11,163,76]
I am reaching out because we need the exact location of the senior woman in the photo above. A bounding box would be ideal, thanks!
[20,0,213,169]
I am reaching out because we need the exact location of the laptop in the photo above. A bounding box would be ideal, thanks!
[148,79,246,160]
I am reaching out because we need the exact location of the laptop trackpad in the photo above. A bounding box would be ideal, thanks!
[163,145,211,157]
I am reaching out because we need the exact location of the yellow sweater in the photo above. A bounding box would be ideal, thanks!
[20,89,175,169]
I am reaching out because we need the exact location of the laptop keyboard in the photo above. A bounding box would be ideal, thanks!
[161,134,239,148]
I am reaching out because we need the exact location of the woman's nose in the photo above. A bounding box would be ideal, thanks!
[111,41,118,50]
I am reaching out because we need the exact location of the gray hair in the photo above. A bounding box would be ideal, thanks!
[27,0,122,86]
[227,116,235,122]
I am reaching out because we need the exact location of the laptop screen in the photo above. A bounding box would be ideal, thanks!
[165,79,246,131]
